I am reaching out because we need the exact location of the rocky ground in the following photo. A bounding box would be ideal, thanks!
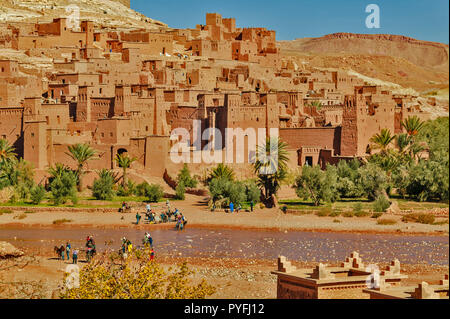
[0,244,448,299]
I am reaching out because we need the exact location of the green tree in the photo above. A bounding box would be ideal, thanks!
[177,164,198,188]
[369,129,396,156]
[175,182,186,200]
[335,159,363,198]
[92,170,116,201]
[208,177,247,208]
[145,184,164,203]
[358,163,389,201]
[244,180,261,204]
[0,139,17,164]
[30,185,46,205]
[115,153,137,188]
[405,158,449,202]
[401,116,425,137]
[253,137,289,205]
[66,144,97,191]
[294,165,339,206]
[207,163,235,182]
[49,169,78,205]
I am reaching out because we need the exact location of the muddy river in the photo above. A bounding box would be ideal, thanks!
[0,227,448,265]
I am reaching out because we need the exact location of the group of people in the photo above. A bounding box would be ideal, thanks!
[56,242,78,264]
[228,201,254,213]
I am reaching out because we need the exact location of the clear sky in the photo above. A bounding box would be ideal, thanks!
[131,0,449,44]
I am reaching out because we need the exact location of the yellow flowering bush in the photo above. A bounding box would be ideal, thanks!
[59,248,215,299]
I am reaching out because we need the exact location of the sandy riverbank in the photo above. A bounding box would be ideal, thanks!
[0,197,449,236]
[0,245,448,299]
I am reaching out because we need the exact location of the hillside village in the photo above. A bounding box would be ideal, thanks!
[0,3,442,182]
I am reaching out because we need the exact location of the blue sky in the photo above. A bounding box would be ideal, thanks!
[131,0,449,43]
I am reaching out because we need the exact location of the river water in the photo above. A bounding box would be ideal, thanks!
[0,227,448,265]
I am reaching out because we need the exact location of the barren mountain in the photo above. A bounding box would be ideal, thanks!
[280,33,449,95]
[0,0,167,31]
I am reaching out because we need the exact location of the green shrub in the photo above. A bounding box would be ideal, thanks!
[329,210,341,217]
[0,209,13,215]
[401,213,435,225]
[342,211,354,218]
[377,219,397,225]
[49,170,78,206]
[175,182,186,200]
[333,219,342,223]
[30,185,46,205]
[92,174,115,201]
[371,213,383,219]
[116,180,136,197]
[244,180,261,204]
[135,182,149,197]
[177,164,198,188]
[145,184,164,203]
[373,196,391,213]
[353,202,363,213]
[354,211,370,217]
[13,213,27,220]
[53,219,72,225]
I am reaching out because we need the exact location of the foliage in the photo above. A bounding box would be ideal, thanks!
[0,158,35,200]
[117,180,136,197]
[253,137,289,203]
[372,195,391,213]
[177,164,198,188]
[369,129,396,155]
[358,163,388,201]
[417,117,449,159]
[59,249,216,299]
[294,164,339,206]
[401,213,435,225]
[335,159,364,198]
[175,182,186,200]
[30,185,46,205]
[135,182,150,197]
[208,177,247,208]
[115,153,137,187]
[377,219,397,225]
[243,180,261,204]
[49,169,78,205]
[66,144,97,191]
[404,158,449,202]
[145,184,164,203]
[0,139,17,164]
[92,171,116,201]
[207,163,236,182]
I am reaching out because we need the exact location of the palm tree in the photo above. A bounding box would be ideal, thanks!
[0,139,17,164]
[401,116,425,137]
[208,163,235,182]
[253,137,289,205]
[66,144,97,191]
[370,129,396,156]
[115,153,137,187]
[396,133,412,155]
[307,101,322,114]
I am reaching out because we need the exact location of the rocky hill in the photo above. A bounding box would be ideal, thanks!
[280,33,449,95]
[0,0,167,31]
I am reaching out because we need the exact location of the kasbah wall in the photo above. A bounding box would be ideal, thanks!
[0,11,433,184]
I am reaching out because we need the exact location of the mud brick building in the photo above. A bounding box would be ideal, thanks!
[0,12,433,182]
[271,252,408,299]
